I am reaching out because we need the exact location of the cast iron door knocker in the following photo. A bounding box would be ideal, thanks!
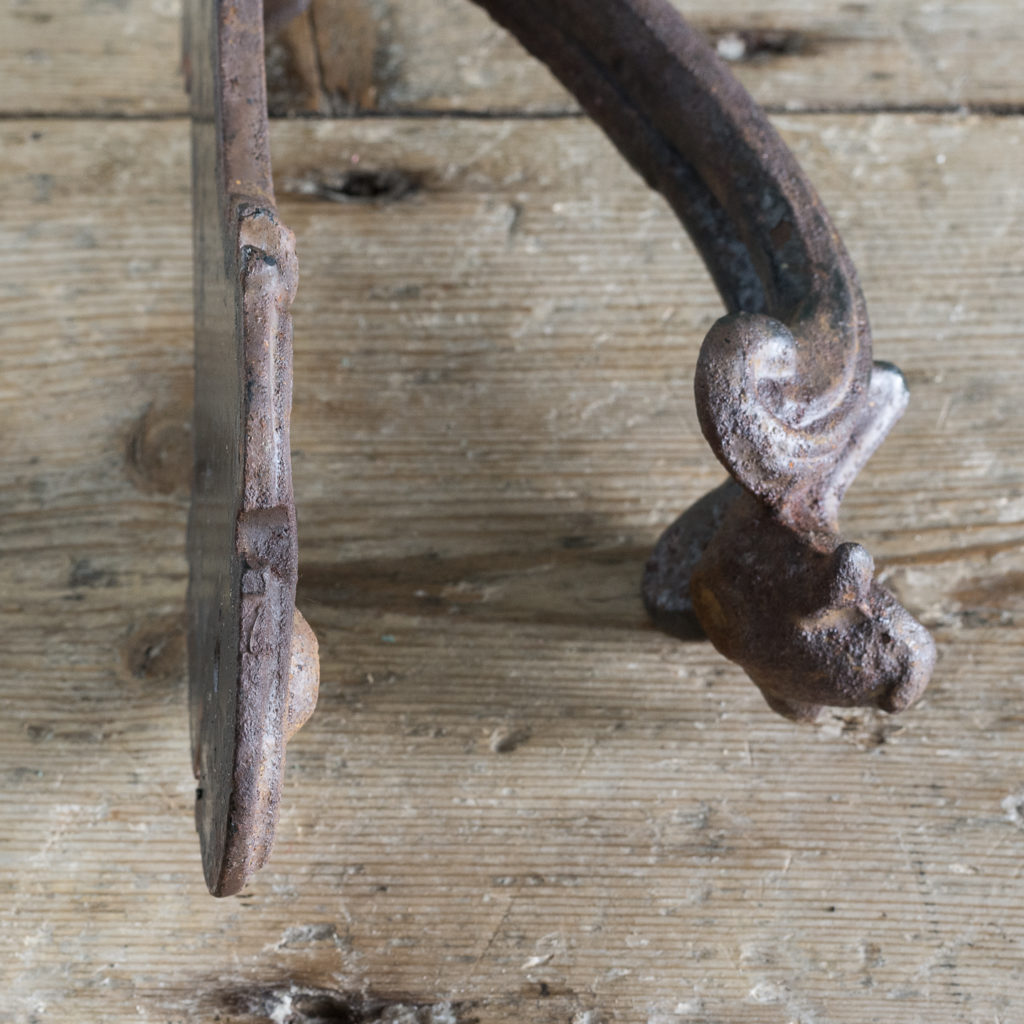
[185,0,936,894]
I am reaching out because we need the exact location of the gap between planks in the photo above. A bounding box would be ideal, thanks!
[4,103,1024,122]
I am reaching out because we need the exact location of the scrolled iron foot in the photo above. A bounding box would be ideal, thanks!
[643,317,936,721]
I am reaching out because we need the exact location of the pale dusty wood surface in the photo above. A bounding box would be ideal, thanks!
[3,107,1024,1023]
[5,0,1024,116]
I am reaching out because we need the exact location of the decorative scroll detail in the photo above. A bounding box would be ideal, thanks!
[694,313,907,531]
[645,317,936,720]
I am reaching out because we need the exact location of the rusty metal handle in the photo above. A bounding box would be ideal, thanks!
[185,0,934,895]
[469,0,933,721]
[473,1,880,516]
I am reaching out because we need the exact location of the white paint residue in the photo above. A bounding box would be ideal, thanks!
[259,986,459,1024]
[521,952,554,969]
[674,999,704,1015]
[268,990,294,1024]
[950,862,978,875]
[643,997,705,1022]
[716,33,746,61]
[1001,790,1024,827]
[748,980,787,1004]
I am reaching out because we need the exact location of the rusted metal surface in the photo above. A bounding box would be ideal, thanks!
[644,328,935,721]
[185,0,318,896]
[186,0,932,893]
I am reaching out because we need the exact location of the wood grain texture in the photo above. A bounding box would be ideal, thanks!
[5,0,1024,116]
[3,110,1024,1022]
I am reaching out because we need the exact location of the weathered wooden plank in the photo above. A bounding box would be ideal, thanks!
[268,0,1024,116]
[2,113,1024,1023]
[1,0,185,116]
[4,0,1024,116]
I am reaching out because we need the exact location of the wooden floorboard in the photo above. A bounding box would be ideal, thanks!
[2,109,1024,1021]
[4,0,1024,116]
